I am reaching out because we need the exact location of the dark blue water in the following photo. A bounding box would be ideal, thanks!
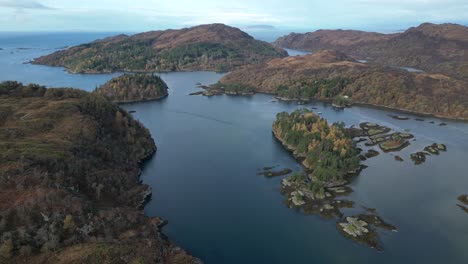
[1,33,467,264]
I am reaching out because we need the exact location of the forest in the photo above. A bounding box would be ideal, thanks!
[32,24,287,73]
[96,73,169,103]
[273,109,361,195]
[218,51,468,120]
[0,81,198,263]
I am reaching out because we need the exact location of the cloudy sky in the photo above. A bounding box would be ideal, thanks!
[0,0,467,32]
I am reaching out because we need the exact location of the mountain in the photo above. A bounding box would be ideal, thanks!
[274,23,468,79]
[216,50,468,120]
[95,74,169,103]
[32,24,287,73]
[274,29,394,53]
[0,81,200,263]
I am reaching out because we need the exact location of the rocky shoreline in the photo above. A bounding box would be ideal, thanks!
[115,93,169,105]
[268,110,397,250]
[457,195,468,213]
[200,82,468,122]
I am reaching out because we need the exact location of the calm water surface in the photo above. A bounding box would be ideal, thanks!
[1,33,467,264]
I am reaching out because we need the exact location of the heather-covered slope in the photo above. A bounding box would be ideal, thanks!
[217,50,468,120]
[0,81,200,263]
[32,24,287,73]
[274,23,468,79]
[274,29,393,54]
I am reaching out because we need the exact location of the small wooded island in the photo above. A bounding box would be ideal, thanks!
[268,108,451,250]
[32,24,287,73]
[0,81,200,263]
[273,109,361,189]
[272,109,398,250]
[95,74,169,103]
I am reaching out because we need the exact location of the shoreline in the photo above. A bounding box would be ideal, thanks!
[27,60,468,122]
[114,93,169,105]
[30,61,231,75]
[274,95,468,122]
[209,87,468,122]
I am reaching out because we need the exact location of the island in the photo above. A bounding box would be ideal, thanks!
[212,49,468,120]
[95,74,169,103]
[271,109,397,250]
[457,195,468,213]
[32,24,287,73]
[0,81,200,263]
[274,23,468,80]
[273,109,361,189]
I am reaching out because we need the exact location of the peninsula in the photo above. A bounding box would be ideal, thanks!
[214,50,468,120]
[0,81,200,263]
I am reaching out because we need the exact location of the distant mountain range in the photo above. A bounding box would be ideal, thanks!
[32,24,287,73]
[274,23,468,80]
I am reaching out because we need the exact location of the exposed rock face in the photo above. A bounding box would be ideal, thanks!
[218,50,468,120]
[338,217,369,237]
[95,74,169,103]
[274,23,468,80]
[32,24,287,73]
[0,81,200,263]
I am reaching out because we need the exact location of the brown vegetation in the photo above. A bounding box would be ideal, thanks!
[218,50,468,120]
[32,24,287,73]
[274,23,468,80]
[95,74,168,103]
[0,81,200,263]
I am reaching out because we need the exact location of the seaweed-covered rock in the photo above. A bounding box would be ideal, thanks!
[258,167,292,177]
[456,195,468,214]
[364,149,380,158]
[411,152,427,164]
[457,194,468,205]
[389,115,410,120]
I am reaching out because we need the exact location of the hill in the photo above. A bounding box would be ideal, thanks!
[32,24,287,73]
[274,29,393,54]
[216,50,468,120]
[0,81,200,263]
[95,74,168,103]
[274,23,468,79]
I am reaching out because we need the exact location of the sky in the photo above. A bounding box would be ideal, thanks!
[0,0,467,33]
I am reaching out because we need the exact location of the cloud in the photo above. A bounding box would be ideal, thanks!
[0,0,52,10]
